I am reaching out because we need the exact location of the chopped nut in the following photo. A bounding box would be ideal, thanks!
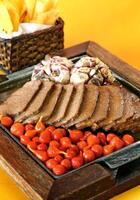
[70,72,89,84]
[89,68,96,77]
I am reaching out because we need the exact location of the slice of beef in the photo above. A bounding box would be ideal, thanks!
[47,84,73,124]
[64,84,99,128]
[116,119,140,132]
[24,84,62,124]
[125,120,140,131]
[112,88,136,130]
[98,85,124,129]
[76,86,109,129]
[55,84,84,127]
[131,100,140,120]
[0,80,41,117]
[15,81,54,122]
[132,126,140,133]
[116,100,140,131]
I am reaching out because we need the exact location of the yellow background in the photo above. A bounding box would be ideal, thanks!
[60,0,140,70]
[0,0,140,200]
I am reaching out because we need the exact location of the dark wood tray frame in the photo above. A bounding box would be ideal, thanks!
[1,41,140,200]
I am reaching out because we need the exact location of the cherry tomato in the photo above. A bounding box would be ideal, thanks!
[69,145,79,154]
[77,141,87,150]
[60,137,72,149]
[20,135,31,146]
[39,129,52,144]
[47,146,61,158]
[110,137,124,150]
[25,130,37,138]
[59,145,68,151]
[53,164,66,175]
[54,155,63,163]
[46,159,58,170]
[52,128,66,139]
[32,136,40,144]
[68,129,83,143]
[91,144,103,158]
[34,150,49,161]
[97,132,106,145]
[87,134,100,147]
[35,118,46,132]
[1,116,13,127]
[107,133,117,143]
[61,159,72,169]
[83,146,90,152]
[65,149,77,159]
[25,124,34,131]
[71,155,84,169]
[46,126,56,132]
[103,144,114,156]
[81,131,92,141]
[83,150,95,163]
[122,134,134,146]
[37,143,47,151]
[49,140,60,148]
[52,130,64,141]
[27,141,37,152]
[10,122,24,137]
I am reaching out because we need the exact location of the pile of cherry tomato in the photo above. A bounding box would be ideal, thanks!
[0,116,135,176]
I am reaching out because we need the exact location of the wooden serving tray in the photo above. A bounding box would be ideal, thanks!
[1,41,140,200]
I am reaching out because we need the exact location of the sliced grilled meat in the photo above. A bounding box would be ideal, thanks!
[0,80,41,117]
[115,118,140,132]
[112,88,135,130]
[132,100,140,120]
[98,85,124,130]
[24,84,62,124]
[15,81,54,122]
[55,84,84,127]
[116,100,140,131]
[64,84,99,128]
[47,84,73,124]
[76,86,109,129]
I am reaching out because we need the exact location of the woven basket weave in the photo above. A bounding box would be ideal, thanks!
[0,18,64,72]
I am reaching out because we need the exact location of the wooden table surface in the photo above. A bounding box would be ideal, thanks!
[0,165,140,200]
[0,0,140,199]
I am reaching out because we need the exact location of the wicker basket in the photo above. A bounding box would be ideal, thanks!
[0,18,64,72]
